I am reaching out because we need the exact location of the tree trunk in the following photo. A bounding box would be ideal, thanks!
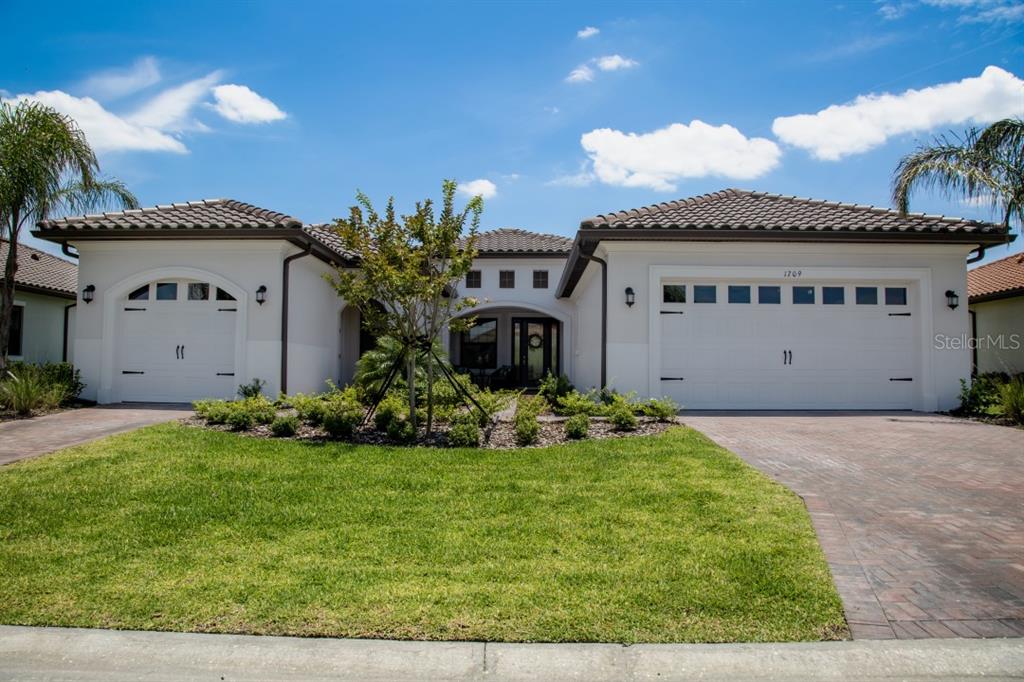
[407,350,417,428]
[0,212,21,370]
[426,357,435,435]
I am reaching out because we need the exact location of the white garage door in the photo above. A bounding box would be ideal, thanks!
[658,280,918,410]
[115,280,238,403]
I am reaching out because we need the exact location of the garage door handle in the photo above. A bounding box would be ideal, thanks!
[122,371,144,375]
[661,377,685,381]
[181,345,185,359]
[175,344,181,359]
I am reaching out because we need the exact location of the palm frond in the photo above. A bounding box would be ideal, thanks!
[54,178,139,216]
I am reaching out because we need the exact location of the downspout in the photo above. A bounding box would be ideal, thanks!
[969,309,978,376]
[966,246,985,264]
[62,302,76,363]
[280,244,312,395]
[61,243,79,259]
[579,252,607,388]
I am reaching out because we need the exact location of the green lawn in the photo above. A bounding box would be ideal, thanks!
[0,424,846,643]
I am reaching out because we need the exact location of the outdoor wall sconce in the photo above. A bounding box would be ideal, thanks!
[945,290,959,310]
[256,285,268,305]
[625,287,636,307]
[82,284,95,304]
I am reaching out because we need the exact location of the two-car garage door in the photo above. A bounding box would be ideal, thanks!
[115,280,238,403]
[658,279,919,410]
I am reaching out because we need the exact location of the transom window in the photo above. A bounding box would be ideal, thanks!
[728,285,751,304]
[856,287,878,305]
[188,283,209,301]
[823,286,845,305]
[125,281,231,302]
[693,285,717,303]
[533,270,548,289]
[499,270,515,289]
[465,270,481,288]
[792,286,815,304]
[216,288,236,301]
[663,284,686,303]
[758,286,781,304]
[128,285,149,301]
[459,318,497,369]
[885,287,908,305]
[155,282,178,300]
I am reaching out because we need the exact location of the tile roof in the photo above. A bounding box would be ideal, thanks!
[303,224,358,261]
[464,228,573,255]
[35,199,302,232]
[0,240,77,297]
[968,252,1024,302]
[582,188,1009,237]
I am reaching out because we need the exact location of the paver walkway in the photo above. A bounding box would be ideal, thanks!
[0,404,189,465]
[684,412,1024,641]
[1,625,1022,681]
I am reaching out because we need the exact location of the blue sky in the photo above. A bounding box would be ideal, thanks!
[3,0,1023,263]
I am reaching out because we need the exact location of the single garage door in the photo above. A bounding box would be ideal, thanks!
[658,280,918,410]
[115,280,238,403]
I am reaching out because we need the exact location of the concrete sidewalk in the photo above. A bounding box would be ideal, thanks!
[1,626,1022,681]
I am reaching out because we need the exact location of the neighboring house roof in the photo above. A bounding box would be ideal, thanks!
[467,228,573,256]
[558,188,1015,297]
[303,224,358,260]
[33,199,356,265]
[968,252,1024,303]
[0,239,77,299]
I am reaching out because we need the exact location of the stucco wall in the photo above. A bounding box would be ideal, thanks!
[569,241,975,411]
[8,289,70,364]
[284,252,349,395]
[971,296,1024,374]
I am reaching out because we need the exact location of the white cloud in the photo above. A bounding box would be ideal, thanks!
[5,90,186,153]
[127,71,222,131]
[959,1,1024,22]
[578,120,782,192]
[883,0,1024,23]
[566,65,595,83]
[457,178,497,199]
[772,66,1024,160]
[577,26,600,39]
[211,84,287,123]
[595,54,638,71]
[81,56,161,99]
[878,2,913,20]
[547,167,595,187]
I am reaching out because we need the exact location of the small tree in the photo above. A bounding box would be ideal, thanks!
[328,180,482,433]
[0,100,138,365]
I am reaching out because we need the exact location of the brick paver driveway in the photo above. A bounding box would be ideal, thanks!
[684,412,1024,641]
[0,404,189,466]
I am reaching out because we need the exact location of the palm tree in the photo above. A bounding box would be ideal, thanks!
[893,118,1023,234]
[0,100,138,365]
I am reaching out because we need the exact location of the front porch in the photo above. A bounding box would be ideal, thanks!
[449,307,563,390]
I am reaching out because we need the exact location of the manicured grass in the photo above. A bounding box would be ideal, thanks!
[0,424,846,643]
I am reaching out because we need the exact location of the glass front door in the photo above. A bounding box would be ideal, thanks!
[512,317,559,387]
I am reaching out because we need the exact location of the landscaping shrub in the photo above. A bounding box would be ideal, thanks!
[538,372,573,403]
[237,378,266,399]
[638,396,679,421]
[373,393,408,432]
[291,393,327,425]
[193,399,230,424]
[446,412,480,447]
[7,362,84,403]
[564,413,590,439]
[470,388,513,426]
[386,417,416,443]
[322,400,363,439]
[998,376,1024,424]
[226,408,255,431]
[554,389,603,416]
[241,396,277,425]
[608,403,638,431]
[0,368,66,416]
[957,373,1004,415]
[270,415,299,437]
[513,395,546,446]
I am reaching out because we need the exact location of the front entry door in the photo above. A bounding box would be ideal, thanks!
[512,318,559,387]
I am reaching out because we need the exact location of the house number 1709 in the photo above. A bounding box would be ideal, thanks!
[784,270,803,278]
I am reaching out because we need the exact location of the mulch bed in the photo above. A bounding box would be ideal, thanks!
[185,413,677,449]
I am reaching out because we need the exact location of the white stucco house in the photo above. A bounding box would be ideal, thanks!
[968,252,1024,375]
[1,239,77,364]
[33,189,1013,411]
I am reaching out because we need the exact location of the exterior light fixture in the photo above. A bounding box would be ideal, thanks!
[625,287,636,307]
[256,285,268,305]
[82,284,95,303]
[945,290,959,310]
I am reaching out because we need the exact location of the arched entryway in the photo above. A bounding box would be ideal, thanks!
[338,302,382,386]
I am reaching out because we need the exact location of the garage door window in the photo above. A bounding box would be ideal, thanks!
[216,288,236,301]
[694,285,717,303]
[792,286,815,304]
[885,287,908,305]
[758,286,781,304]
[128,285,149,300]
[188,283,209,301]
[156,282,178,301]
[823,286,845,305]
[663,284,686,303]
[728,285,751,304]
[856,287,877,305]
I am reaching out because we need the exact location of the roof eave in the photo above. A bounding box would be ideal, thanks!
[11,282,76,300]
[969,286,1024,304]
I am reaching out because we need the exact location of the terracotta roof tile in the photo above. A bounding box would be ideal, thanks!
[464,228,572,255]
[36,198,302,232]
[582,188,1009,237]
[302,224,358,260]
[968,252,1024,301]
[0,240,76,297]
